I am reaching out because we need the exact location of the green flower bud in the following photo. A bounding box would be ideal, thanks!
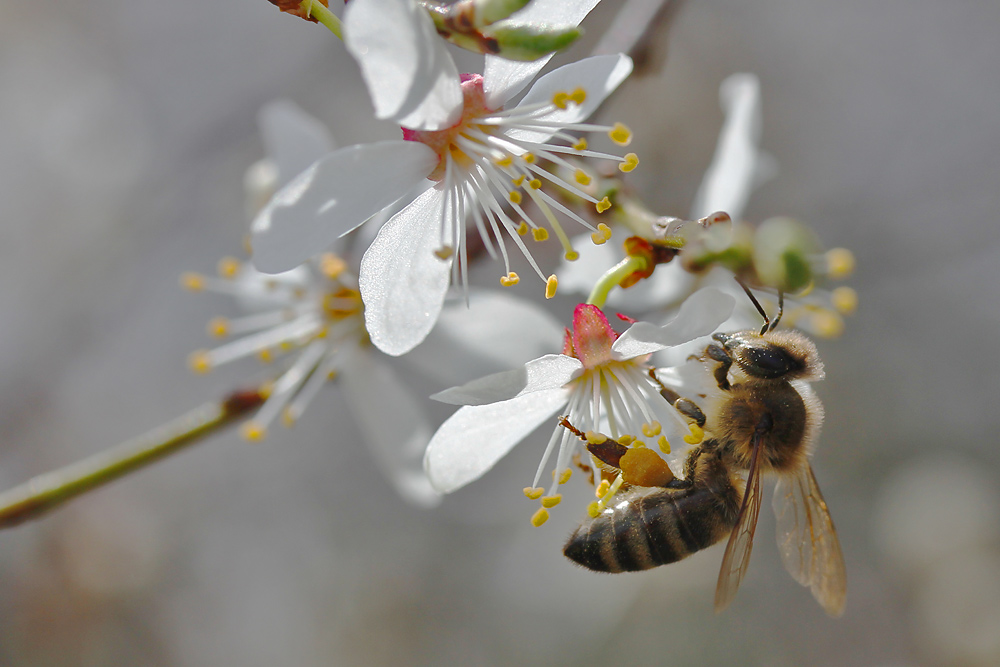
[484,24,581,61]
[474,0,533,26]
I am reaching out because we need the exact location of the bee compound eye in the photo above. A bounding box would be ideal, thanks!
[739,343,799,378]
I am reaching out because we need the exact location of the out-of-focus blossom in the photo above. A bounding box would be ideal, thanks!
[244,99,336,217]
[252,53,637,357]
[182,254,443,506]
[343,0,601,131]
[424,288,734,524]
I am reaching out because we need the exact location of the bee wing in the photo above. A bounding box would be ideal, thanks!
[772,465,847,617]
[714,433,763,613]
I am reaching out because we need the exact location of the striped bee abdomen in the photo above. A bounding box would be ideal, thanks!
[563,483,740,573]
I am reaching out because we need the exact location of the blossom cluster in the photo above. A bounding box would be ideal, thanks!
[183,0,855,522]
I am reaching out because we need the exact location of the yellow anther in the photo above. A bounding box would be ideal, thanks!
[327,369,339,381]
[541,494,562,508]
[832,286,858,315]
[531,507,550,527]
[826,248,855,279]
[217,256,241,279]
[523,153,536,164]
[315,325,330,339]
[596,196,612,213]
[495,155,513,168]
[642,421,662,437]
[587,502,601,518]
[632,439,646,448]
[509,190,523,205]
[584,430,604,445]
[618,434,635,446]
[812,310,845,338]
[552,91,570,109]
[523,487,544,500]
[434,245,454,260]
[559,468,573,484]
[188,350,212,374]
[319,253,347,279]
[683,423,705,445]
[208,317,229,338]
[180,272,205,291]
[609,122,633,146]
[528,178,542,190]
[658,436,671,454]
[512,175,525,187]
[591,230,607,245]
[573,138,588,151]
[619,153,639,173]
[281,407,297,428]
[570,87,587,104]
[598,223,612,240]
[596,480,611,497]
[797,280,816,297]
[258,348,274,363]
[516,221,529,236]
[574,169,592,186]
[499,272,520,287]
[279,340,294,351]
[564,250,580,261]
[532,227,549,242]
[240,420,267,442]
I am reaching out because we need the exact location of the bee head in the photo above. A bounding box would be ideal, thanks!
[713,329,824,382]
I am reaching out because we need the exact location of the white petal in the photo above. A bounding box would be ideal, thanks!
[408,289,564,386]
[502,54,633,145]
[257,99,335,188]
[340,351,441,508]
[612,288,736,359]
[655,357,719,397]
[432,354,582,405]
[391,36,464,131]
[689,73,766,221]
[360,187,453,356]
[483,0,602,107]
[345,0,462,130]
[424,388,570,493]
[250,141,437,273]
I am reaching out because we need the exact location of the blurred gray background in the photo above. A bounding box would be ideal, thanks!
[1,0,998,665]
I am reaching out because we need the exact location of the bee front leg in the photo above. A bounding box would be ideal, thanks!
[705,343,733,390]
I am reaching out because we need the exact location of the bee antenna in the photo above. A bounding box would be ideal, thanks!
[769,291,784,332]
[735,277,771,334]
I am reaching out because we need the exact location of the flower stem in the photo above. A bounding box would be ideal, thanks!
[302,0,343,39]
[0,388,266,530]
[586,255,648,309]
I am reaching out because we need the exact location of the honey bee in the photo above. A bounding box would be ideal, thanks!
[562,290,847,616]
